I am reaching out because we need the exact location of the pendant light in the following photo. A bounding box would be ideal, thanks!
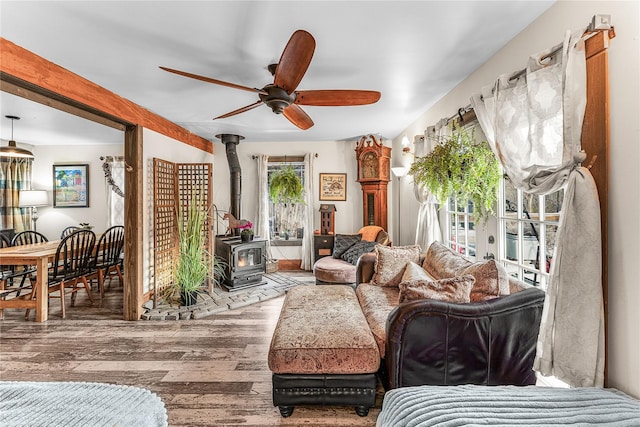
[1,115,34,159]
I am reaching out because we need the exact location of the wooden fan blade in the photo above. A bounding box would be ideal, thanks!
[213,101,263,120]
[273,30,315,94]
[283,104,314,130]
[160,66,267,95]
[294,90,381,106]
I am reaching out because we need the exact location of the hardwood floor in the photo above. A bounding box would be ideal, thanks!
[0,275,383,426]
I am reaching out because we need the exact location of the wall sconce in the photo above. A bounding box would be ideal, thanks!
[18,190,49,232]
[401,135,411,154]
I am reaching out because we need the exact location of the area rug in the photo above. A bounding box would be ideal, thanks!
[0,381,168,427]
[142,271,316,320]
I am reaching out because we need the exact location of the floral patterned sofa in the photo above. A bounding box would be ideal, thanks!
[355,241,546,389]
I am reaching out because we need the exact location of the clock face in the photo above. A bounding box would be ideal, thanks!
[362,152,378,179]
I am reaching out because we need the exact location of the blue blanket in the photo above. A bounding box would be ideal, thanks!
[377,384,640,426]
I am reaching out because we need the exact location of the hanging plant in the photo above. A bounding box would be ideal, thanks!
[269,165,305,205]
[408,122,501,223]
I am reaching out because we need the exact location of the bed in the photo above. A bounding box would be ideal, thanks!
[377,384,640,426]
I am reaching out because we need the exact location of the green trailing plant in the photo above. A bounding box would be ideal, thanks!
[408,122,501,223]
[269,165,305,205]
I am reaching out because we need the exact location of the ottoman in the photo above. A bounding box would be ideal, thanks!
[268,285,380,417]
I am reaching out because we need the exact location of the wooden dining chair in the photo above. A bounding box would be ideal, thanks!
[0,234,15,289]
[11,230,48,246]
[25,229,96,319]
[60,226,80,239]
[84,225,125,299]
[7,231,49,297]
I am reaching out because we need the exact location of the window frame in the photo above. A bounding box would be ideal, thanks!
[267,158,305,247]
[497,177,563,291]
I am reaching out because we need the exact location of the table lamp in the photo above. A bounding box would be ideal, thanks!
[18,190,49,232]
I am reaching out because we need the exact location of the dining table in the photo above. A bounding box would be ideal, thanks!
[0,239,62,322]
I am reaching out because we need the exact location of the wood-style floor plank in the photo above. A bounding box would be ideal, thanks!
[0,275,382,426]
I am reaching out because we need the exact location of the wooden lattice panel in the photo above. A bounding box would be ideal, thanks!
[153,158,177,304]
[153,160,213,304]
[177,163,212,235]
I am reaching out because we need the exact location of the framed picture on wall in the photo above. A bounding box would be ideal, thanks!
[319,173,347,201]
[53,164,89,208]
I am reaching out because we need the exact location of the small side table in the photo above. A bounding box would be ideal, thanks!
[313,235,334,264]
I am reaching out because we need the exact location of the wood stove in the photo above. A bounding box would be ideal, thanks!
[215,236,267,291]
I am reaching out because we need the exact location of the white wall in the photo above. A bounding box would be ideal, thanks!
[30,143,123,240]
[142,128,213,294]
[212,138,368,262]
[391,1,640,397]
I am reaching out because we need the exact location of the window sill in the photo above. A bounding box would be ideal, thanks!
[271,239,302,247]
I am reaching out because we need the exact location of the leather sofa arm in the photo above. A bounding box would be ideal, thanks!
[355,252,377,285]
[384,287,546,389]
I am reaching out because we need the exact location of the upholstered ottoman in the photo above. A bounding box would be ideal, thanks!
[268,285,380,417]
[313,256,357,285]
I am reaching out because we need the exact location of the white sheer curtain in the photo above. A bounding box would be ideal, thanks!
[413,129,442,251]
[471,28,604,387]
[103,157,125,227]
[255,154,272,260]
[300,153,315,270]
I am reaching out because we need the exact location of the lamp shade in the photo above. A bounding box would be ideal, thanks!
[1,141,34,159]
[391,166,409,178]
[18,190,49,207]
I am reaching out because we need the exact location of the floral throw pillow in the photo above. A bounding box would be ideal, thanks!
[402,261,437,282]
[371,245,420,287]
[462,259,510,302]
[332,233,362,259]
[398,274,475,304]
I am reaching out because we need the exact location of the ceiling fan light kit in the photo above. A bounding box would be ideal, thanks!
[160,30,381,130]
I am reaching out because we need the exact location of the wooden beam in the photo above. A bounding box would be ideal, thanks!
[581,29,612,385]
[123,125,144,320]
[0,37,213,154]
[1,78,126,131]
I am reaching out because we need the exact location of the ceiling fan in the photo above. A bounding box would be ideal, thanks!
[160,30,381,130]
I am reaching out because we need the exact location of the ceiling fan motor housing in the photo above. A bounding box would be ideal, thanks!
[259,85,294,114]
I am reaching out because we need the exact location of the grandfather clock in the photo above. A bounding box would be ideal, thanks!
[355,134,391,231]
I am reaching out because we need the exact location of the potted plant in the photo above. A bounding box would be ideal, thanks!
[408,122,501,223]
[269,165,305,205]
[238,221,254,242]
[173,193,221,306]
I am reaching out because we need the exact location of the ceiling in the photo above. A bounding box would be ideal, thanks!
[0,1,555,147]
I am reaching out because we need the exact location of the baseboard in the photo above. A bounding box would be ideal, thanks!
[277,259,302,271]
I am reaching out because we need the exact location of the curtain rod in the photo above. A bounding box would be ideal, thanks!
[507,15,613,83]
[424,16,613,141]
[100,155,125,161]
[251,153,318,160]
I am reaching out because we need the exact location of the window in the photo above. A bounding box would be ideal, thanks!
[268,159,305,246]
[498,177,563,290]
[444,198,477,260]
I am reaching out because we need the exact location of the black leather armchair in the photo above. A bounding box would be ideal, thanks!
[355,252,546,389]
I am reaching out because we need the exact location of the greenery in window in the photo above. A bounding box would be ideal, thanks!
[269,165,305,205]
[408,122,501,223]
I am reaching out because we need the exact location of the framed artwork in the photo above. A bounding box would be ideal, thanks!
[319,173,347,201]
[53,164,89,208]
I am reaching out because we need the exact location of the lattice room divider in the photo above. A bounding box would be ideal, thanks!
[153,158,212,307]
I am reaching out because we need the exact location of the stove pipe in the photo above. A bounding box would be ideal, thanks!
[216,134,245,221]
